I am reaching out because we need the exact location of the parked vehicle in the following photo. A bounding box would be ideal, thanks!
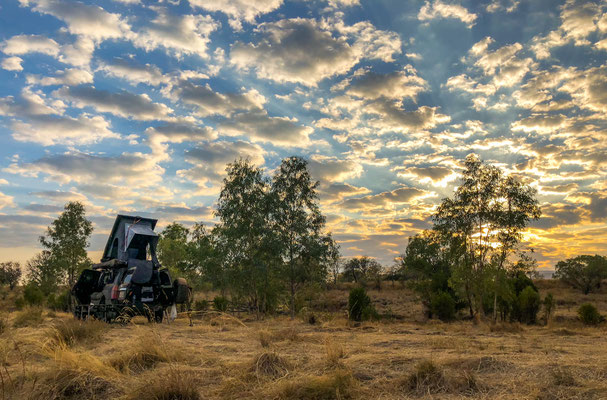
[72,214,190,322]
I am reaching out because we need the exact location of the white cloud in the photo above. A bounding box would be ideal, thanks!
[20,0,131,42]
[145,122,218,158]
[344,68,427,100]
[1,57,23,71]
[1,34,60,56]
[55,86,173,121]
[134,7,219,59]
[26,68,93,86]
[0,191,15,209]
[341,186,428,211]
[231,17,401,86]
[189,0,282,30]
[97,59,170,86]
[418,0,477,28]
[308,155,363,182]
[365,101,450,133]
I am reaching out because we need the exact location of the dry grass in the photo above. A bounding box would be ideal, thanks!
[12,307,44,328]
[48,318,109,347]
[1,283,607,399]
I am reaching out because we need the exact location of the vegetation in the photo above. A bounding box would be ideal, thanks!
[0,261,21,290]
[577,303,604,325]
[347,287,376,322]
[554,255,607,294]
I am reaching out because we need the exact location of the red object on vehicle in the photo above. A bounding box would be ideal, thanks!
[111,285,119,300]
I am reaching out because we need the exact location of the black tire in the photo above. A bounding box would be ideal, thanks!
[154,308,164,323]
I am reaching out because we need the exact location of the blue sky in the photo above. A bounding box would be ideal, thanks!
[0,0,606,268]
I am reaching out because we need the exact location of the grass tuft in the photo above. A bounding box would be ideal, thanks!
[324,339,346,369]
[13,307,44,328]
[251,351,290,380]
[258,330,272,348]
[125,366,201,400]
[403,359,446,394]
[278,369,355,399]
[110,332,183,373]
[49,318,108,347]
[489,322,524,333]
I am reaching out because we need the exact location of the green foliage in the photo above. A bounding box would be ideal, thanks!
[25,250,61,295]
[0,261,22,289]
[577,303,604,325]
[23,282,44,306]
[39,201,93,286]
[193,299,209,311]
[543,293,555,323]
[213,295,229,312]
[433,155,541,317]
[554,255,607,294]
[47,289,71,311]
[343,256,382,285]
[348,287,376,321]
[518,286,540,324]
[430,291,456,321]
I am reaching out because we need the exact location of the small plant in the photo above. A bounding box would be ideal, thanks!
[213,295,229,312]
[405,359,445,394]
[194,299,209,311]
[251,351,290,379]
[578,303,604,325]
[126,366,201,400]
[49,319,108,347]
[23,283,44,306]
[518,286,540,324]
[13,307,44,327]
[430,291,456,321]
[324,339,346,368]
[542,293,555,323]
[278,369,354,399]
[258,330,272,348]
[348,287,376,322]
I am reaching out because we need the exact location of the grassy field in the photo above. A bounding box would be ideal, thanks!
[1,280,606,399]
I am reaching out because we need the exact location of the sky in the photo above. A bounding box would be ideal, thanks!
[0,0,606,269]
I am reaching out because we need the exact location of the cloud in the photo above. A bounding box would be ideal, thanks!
[418,0,477,28]
[1,56,23,71]
[30,190,87,203]
[365,101,450,133]
[55,86,173,120]
[179,140,265,187]
[97,59,170,86]
[189,0,282,30]
[134,6,218,58]
[171,81,265,117]
[0,191,15,209]
[26,68,93,86]
[340,186,428,211]
[145,122,218,157]
[0,89,119,145]
[5,151,164,186]
[511,114,568,134]
[308,156,363,183]
[1,34,60,56]
[344,68,427,100]
[317,182,370,202]
[231,17,401,86]
[20,0,131,42]
[397,166,455,184]
[218,111,313,147]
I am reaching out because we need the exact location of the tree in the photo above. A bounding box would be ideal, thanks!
[215,159,280,315]
[189,223,221,290]
[554,255,607,294]
[433,155,540,318]
[326,237,341,285]
[0,261,22,290]
[157,222,191,277]
[26,251,61,295]
[271,156,332,317]
[40,202,93,286]
[343,256,382,284]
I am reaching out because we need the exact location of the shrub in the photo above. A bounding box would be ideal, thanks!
[251,351,290,379]
[518,286,540,324]
[193,299,209,311]
[578,303,604,325]
[430,291,456,321]
[348,287,376,322]
[23,283,45,306]
[47,289,71,311]
[13,307,44,327]
[213,296,229,312]
[405,360,445,394]
[542,293,555,323]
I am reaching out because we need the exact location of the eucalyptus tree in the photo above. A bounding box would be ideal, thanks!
[0,261,22,290]
[433,155,540,318]
[554,255,607,294]
[271,156,331,317]
[39,201,93,286]
[215,159,280,315]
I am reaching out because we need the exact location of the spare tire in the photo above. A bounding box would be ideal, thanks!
[173,278,190,304]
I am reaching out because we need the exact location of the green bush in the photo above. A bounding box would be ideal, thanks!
[430,291,456,321]
[213,296,229,312]
[194,299,209,311]
[578,303,604,325]
[518,286,540,324]
[542,293,555,323]
[23,283,45,306]
[348,287,376,321]
[47,289,71,311]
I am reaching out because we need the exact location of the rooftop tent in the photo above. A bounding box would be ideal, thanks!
[101,215,160,264]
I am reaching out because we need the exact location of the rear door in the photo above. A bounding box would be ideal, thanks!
[72,269,102,304]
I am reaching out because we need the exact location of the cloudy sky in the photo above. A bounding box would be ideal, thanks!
[0,0,606,268]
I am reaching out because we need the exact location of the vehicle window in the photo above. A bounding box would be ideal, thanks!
[123,274,133,285]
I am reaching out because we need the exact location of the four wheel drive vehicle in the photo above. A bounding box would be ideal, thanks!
[72,214,191,323]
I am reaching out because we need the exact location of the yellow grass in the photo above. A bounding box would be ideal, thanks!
[1,283,606,399]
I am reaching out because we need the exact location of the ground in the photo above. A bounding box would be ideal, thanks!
[0,280,606,399]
